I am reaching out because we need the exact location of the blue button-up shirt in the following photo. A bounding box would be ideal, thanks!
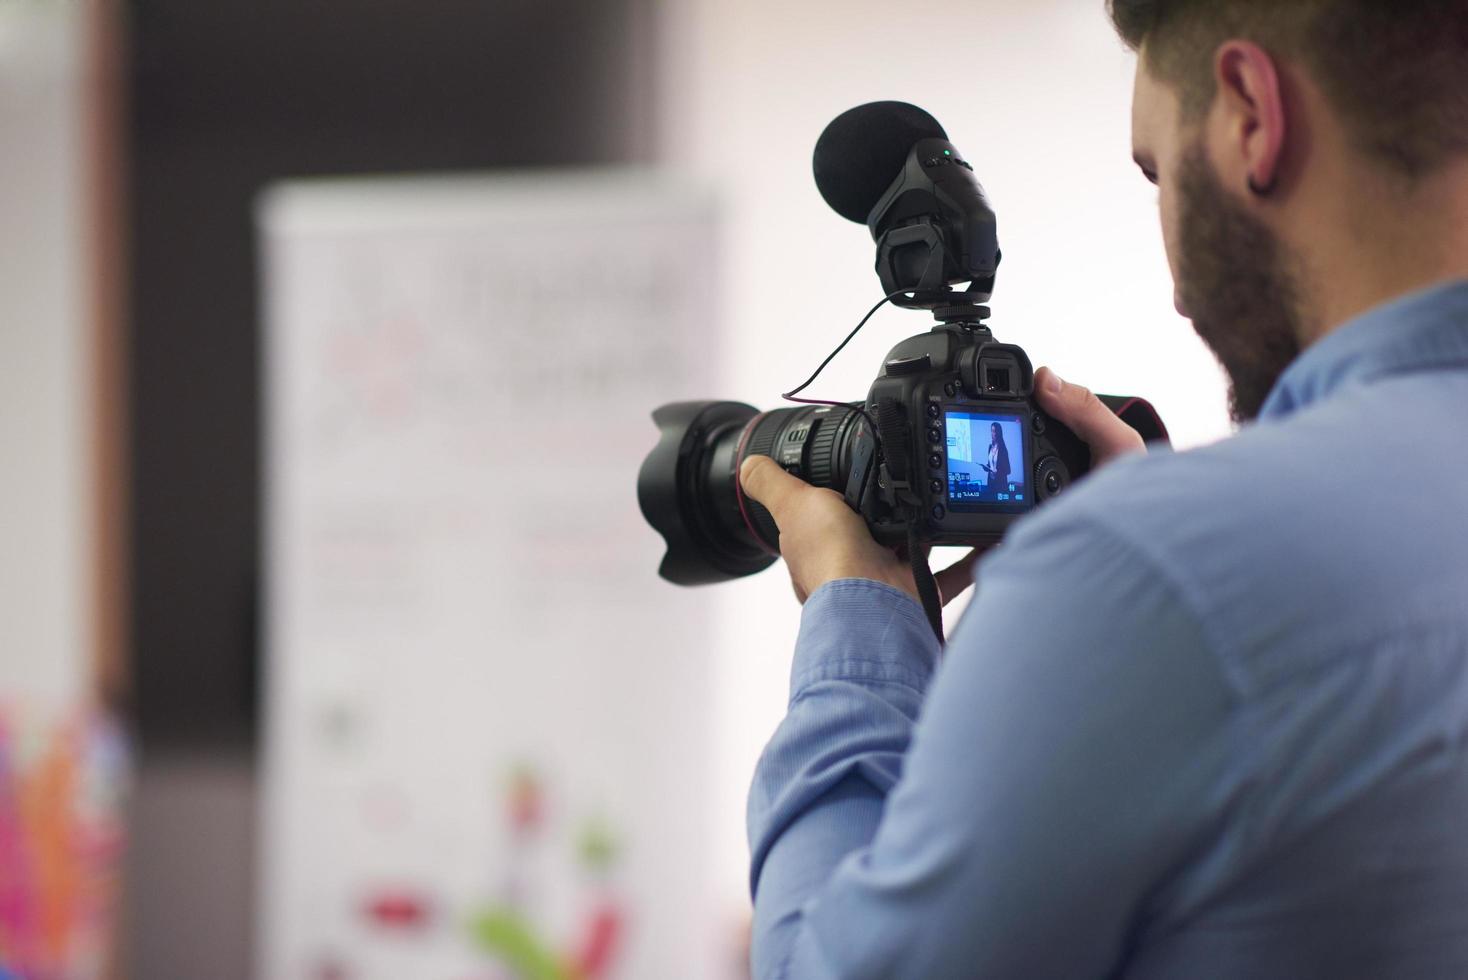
[748,279,1468,979]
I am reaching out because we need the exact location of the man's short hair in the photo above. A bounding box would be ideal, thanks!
[1107,0,1468,178]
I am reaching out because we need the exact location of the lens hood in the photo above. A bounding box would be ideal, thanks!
[638,401,779,586]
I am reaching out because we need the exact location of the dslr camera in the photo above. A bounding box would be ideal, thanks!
[638,102,1167,587]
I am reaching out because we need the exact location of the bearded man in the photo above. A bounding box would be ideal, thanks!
[738,1,1468,976]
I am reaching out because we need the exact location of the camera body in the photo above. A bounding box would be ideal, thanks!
[638,306,1139,587]
[844,318,1089,550]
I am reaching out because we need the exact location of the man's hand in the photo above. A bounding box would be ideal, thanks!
[740,367,1146,606]
[1032,366,1147,466]
[739,457,982,606]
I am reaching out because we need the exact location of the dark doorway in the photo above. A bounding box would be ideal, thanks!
[128,0,649,750]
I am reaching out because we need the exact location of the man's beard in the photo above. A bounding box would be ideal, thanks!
[1176,143,1306,422]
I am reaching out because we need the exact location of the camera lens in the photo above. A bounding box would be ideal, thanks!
[638,401,864,585]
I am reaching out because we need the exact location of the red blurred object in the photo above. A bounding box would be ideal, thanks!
[573,903,624,978]
[362,891,432,930]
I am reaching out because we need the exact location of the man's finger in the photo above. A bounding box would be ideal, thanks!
[934,548,985,607]
[740,455,806,522]
[1033,366,1146,466]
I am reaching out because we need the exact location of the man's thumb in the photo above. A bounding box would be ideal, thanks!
[1033,366,1145,464]
[739,454,801,518]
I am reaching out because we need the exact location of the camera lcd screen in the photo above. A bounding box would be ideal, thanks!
[944,410,1029,512]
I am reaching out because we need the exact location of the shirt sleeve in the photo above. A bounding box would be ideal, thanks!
[746,508,1239,979]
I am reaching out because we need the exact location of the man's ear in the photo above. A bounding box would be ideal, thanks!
[1212,40,1287,197]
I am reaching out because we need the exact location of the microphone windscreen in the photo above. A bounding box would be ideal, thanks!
[813,101,948,223]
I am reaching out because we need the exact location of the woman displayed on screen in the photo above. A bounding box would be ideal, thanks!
[982,421,1011,497]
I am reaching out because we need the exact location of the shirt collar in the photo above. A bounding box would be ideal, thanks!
[1260,278,1468,419]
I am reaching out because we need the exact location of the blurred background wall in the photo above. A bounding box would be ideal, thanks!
[0,1,1232,978]
[0,0,96,718]
[0,2,127,973]
[123,2,654,977]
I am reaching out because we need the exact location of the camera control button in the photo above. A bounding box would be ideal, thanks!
[928,453,943,469]
[944,382,957,397]
[931,505,946,521]
[926,403,940,419]
[927,427,943,445]
[1036,455,1070,501]
[1032,413,1046,435]
[929,479,944,494]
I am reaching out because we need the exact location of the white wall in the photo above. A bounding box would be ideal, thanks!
[657,0,1234,923]
[0,1,92,709]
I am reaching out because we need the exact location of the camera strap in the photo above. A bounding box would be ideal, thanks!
[907,522,945,644]
[874,398,910,487]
